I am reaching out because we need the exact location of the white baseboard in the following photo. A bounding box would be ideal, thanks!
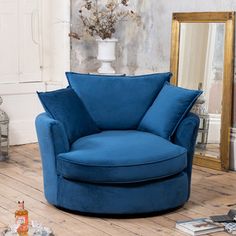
[208,113,221,143]
[9,120,38,145]
[230,128,236,171]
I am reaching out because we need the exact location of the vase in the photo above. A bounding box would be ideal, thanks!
[96,38,118,74]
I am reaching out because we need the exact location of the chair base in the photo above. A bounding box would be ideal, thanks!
[56,204,185,218]
[47,172,189,215]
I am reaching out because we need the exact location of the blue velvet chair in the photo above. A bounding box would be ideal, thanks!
[35,72,200,215]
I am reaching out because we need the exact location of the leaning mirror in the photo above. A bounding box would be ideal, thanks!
[170,12,235,170]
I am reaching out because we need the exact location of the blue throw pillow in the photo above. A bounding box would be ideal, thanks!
[37,88,100,143]
[138,83,202,139]
[66,72,172,130]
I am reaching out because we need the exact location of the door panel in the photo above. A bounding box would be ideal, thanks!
[0,0,42,84]
[0,0,44,145]
[19,0,42,82]
[0,0,18,83]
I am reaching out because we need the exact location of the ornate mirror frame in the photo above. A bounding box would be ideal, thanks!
[170,12,235,170]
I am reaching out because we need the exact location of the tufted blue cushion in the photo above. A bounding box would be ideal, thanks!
[57,130,187,184]
[66,72,172,130]
[138,83,202,140]
[37,88,100,143]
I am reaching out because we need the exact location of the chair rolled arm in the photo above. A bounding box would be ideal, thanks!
[35,113,70,156]
[35,113,70,204]
[172,112,200,178]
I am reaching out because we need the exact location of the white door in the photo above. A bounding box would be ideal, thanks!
[0,0,42,83]
[0,0,19,83]
[19,0,42,82]
[0,0,44,145]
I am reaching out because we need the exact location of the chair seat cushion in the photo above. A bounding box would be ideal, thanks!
[57,130,187,184]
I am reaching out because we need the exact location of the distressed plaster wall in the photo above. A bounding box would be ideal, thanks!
[71,0,236,125]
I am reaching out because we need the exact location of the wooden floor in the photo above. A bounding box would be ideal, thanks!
[0,144,236,235]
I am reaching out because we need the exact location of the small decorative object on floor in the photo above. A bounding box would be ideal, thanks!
[224,222,236,234]
[0,96,9,161]
[210,209,236,223]
[175,218,224,235]
[15,201,28,235]
[2,221,54,236]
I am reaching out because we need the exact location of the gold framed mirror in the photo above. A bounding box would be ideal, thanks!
[170,12,235,170]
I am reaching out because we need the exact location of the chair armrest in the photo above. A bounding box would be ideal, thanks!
[35,113,70,204]
[35,113,70,156]
[172,112,200,178]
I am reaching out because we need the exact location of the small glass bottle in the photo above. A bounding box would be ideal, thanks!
[15,201,28,235]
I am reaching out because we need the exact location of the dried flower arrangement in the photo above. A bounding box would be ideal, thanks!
[69,0,140,40]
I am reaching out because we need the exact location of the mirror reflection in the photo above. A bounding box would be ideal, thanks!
[178,23,225,159]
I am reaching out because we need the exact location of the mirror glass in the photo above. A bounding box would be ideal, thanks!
[178,23,225,159]
[171,12,235,170]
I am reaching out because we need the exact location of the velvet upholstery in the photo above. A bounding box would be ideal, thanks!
[138,83,202,139]
[36,74,200,215]
[35,113,69,205]
[37,88,100,143]
[57,130,187,183]
[66,72,172,130]
[58,172,189,214]
[173,112,200,198]
[36,112,199,215]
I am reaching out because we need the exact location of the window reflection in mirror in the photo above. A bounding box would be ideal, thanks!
[178,23,225,159]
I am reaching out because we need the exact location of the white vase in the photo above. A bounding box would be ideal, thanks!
[96,38,118,74]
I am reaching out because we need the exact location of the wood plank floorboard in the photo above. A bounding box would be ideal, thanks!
[0,143,235,235]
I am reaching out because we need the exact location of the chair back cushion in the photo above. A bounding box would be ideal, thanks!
[37,88,100,143]
[138,83,202,140]
[66,72,172,130]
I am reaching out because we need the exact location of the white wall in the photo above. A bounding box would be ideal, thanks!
[231,128,236,170]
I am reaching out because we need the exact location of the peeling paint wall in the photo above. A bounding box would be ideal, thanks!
[71,0,236,127]
[71,0,236,74]
[71,0,168,74]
